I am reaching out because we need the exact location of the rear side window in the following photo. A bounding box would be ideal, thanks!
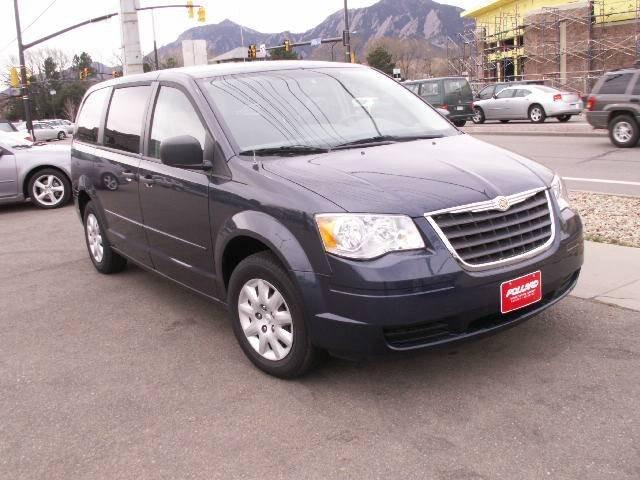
[420,81,440,96]
[444,79,472,98]
[514,89,531,97]
[598,73,633,95]
[104,85,152,153]
[632,75,640,95]
[148,86,207,159]
[76,88,109,144]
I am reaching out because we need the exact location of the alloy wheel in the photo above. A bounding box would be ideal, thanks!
[32,174,65,207]
[613,121,633,144]
[86,213,104,263]
[237,278,294,361]
[103,174,118,191]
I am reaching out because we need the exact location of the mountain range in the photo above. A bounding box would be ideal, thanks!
[155,0,470,63]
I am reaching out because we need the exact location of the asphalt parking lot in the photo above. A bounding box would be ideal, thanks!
[1,203,640,479]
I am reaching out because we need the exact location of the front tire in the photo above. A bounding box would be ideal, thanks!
[609,115,639,148]
[529,104,546,123]
[83,202,127,274]
[228,252,321,378]
[472,107,485,124]
[28,169,71,209]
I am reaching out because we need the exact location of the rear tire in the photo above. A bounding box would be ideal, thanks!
[557,115,572,123]
[609,115,639,148]
[500,120,510,123]
[28,168,71,209]
[228,251,322,378]
[529,104,546,123]
[472,107,485,124]
[83,201,127,274]
[452,119,466,127]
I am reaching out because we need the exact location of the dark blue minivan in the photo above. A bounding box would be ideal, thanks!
[71,61,583,377]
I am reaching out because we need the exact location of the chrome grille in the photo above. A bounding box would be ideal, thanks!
[426,189,554,268]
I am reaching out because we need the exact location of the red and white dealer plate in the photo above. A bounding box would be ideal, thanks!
[500,271,542,314]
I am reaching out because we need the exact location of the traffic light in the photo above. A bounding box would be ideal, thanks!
[187,0,194,18]
[79,67,90,80]
[248,44,257,59]
[197,6,205,22]
[112,70,122,78]
[284,39,291,53]
[9,67,20,88]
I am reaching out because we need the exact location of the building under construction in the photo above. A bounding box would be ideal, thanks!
[450,0,640,92]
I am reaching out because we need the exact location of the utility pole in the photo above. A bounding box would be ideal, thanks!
[119,0,144,75]
[13,0,33,137]
[343,0,351,63]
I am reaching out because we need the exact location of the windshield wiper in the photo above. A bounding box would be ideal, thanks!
[333,134,445,149]
[239,145,330,156]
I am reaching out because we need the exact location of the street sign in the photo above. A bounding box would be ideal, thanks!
[258,44,267,58]
[393,68,402,81]
[310,38,321,47]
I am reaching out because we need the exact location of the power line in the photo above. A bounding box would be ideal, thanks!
[1,0,60,54]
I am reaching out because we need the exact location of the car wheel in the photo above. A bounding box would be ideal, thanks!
[452,120,467,127]
[609,115,639,148]
[57,131,66,140]
[228,251,322,378]
[557,115,571,123]
[101,173,119,191]
[529,104,546,123]
[500,120,510,123]
[83,202,127,274]
[472,107,485,124]
[28,169,71,209]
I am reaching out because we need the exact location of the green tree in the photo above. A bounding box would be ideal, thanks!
[366,46,395,75]
[72,52,93,77]
[162,57,178,69]
[269,47,298,60]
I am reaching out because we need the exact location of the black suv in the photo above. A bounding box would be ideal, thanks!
[403,77,474,127]
[71,61,583,377]
[586,67,640,147]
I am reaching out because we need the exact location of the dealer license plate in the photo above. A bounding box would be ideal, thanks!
[500,271,542,314]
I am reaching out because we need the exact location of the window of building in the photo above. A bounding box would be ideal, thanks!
[76,88,109,144]
[104,85,152,154]
[598,73,633,95]
[148,86,207,160]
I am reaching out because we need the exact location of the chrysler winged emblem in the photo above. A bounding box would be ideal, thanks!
[494,196,510,212]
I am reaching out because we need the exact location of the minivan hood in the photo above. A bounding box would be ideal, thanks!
[262,134,553,217]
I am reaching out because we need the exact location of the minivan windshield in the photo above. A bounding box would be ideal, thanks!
[203,67,457,153]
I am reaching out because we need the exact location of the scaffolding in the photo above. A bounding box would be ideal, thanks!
[448,0,640,92]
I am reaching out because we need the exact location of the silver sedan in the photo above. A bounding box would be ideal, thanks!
[0,136,71,209]
[472,85,584,124]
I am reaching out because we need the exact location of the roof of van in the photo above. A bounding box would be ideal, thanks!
[88,60,363,89]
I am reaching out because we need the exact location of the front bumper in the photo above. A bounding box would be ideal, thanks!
[299,207,583,357]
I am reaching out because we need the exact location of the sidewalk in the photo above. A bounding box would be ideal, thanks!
[572,241,640,311]
[461,117,605,137]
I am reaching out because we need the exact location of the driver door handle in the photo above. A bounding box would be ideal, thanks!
[122,171,136,182]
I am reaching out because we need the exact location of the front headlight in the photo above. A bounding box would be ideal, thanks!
[315,214,425,259]
[551,174,570,210]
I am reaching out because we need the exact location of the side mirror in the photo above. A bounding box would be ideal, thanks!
[160,135,205,169]
[492,94,498,99]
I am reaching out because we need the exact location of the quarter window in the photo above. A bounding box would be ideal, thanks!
[598,73,633,95]
[148,86,207,159]
[104,85,152,154]
[76,88,109,144]
[632,75,640,96]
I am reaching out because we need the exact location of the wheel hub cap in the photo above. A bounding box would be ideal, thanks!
[614,122,632,143]
[238,279,294,361]
[33,174,64,206]
[86,213,104,263]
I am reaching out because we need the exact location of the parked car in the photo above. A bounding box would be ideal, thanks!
[474,80,546,101]
[43,119,74,135]
[585,67,640,148]
[72,61,583,378]
[0,118,19,134]
[0,137,71,208]
[403,77,474,127]
[473,85,583,124]
[18,121,67,141]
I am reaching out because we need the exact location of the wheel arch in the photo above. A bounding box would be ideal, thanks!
[216,210,317,297]
[608,109,637,124]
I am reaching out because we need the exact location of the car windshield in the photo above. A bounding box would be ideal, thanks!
[202,67,457,152]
